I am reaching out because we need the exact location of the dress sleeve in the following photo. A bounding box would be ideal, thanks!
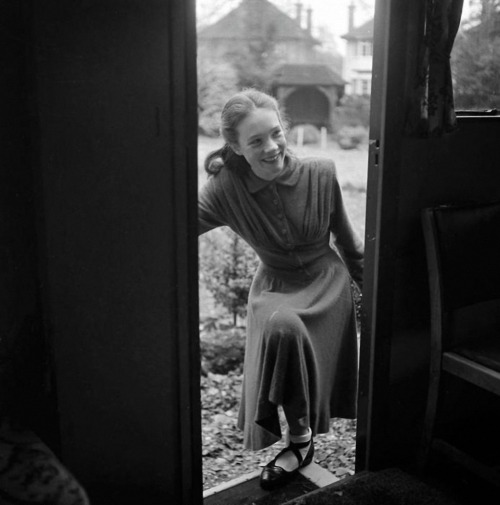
[329,176,364,290]
[198,177,227,236]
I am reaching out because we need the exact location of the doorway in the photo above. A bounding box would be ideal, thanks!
[196,0,373,493]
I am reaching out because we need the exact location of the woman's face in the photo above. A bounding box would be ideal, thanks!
[232,108,287,181]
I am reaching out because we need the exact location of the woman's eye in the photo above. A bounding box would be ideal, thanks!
[272,130,283,138]
[250,139,261,146]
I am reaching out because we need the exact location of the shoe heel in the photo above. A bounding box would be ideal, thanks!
[302,454,313,467]
[301,440,314,467]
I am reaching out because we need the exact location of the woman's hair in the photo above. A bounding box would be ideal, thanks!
[204,88,288,176]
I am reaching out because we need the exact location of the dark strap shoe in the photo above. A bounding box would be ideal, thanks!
[260,438,314,490]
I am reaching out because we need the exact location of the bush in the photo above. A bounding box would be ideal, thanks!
[199,227,259,326]
[197,58,238,137]
[332,95,371,133]
[198,105,224,138]
[200,327,246,375]
[337,125,368,150]
[288,124,321,145]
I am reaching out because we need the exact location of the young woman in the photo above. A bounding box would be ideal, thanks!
[198,89,363,490]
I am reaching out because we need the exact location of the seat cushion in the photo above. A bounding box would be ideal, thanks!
[454,337,500,374]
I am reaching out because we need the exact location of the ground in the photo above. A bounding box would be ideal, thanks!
[201,372,357,491]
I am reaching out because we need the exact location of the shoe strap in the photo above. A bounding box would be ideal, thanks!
[275,440,310,467]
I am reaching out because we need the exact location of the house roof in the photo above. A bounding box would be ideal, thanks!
[273,64,346,87]
[341,18,374,40]
[198,0,319,44]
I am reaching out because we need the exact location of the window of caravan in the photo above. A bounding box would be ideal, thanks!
[452,0,500,111]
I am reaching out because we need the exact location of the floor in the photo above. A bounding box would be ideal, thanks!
[203,462,338,505]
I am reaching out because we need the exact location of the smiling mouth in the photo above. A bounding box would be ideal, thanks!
[262,153,281,163]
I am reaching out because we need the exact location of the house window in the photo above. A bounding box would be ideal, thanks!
[361,79,370,96]
[452,2,500,110]
[358,41,373,57]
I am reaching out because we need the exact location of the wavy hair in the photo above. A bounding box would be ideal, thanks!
[204,88,289,177]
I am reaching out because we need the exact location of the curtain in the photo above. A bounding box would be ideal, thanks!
[406,0,464,137]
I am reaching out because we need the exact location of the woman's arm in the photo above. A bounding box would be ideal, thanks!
[198,177,226,236]
[330,178,364,290]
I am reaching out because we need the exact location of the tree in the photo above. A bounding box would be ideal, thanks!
[332,94,371,130]
[468,0,500,23]
[199,228,260,326]
[226,22,283,92]
[452,0,500,109]
[197,56,239,136]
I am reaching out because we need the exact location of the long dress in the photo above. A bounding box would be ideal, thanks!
[198,155,364,451]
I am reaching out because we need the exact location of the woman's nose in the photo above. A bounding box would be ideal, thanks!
[264,138,278,152]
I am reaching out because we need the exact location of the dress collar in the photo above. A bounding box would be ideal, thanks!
[243,155,300,194]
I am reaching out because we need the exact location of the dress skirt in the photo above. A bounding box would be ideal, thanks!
[237,248,359,451]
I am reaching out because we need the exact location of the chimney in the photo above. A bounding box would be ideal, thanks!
[295,2,303,27]
[306,7,312,34]
[348,0,355,31]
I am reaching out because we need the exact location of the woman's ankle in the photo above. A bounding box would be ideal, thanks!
[289,427,312,444]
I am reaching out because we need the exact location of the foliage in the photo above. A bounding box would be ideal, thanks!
[332,95,371,132]
[196,21,283,136]
[199,227,259,326]
[197,57,239,137]
[452,0,500,109]
[226,23,284,92]
[200,327,246,375]
[337,125,368,150]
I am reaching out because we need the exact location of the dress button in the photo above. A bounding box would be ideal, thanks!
[281,228,287,234]
[273,199,279,205]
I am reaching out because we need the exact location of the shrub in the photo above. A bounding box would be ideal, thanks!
[332,95,371,133]
[337,125,368,150]
[198,105,224,138]
[197,57,238,137]
[199,227,259,326]
[200,327,246,375]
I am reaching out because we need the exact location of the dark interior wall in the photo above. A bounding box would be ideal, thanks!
[0,3,35,340]
[1,3,27,336]
[30,1,200,503]
[360,0,500,471]
[386,118,500,466]
[0,1,50,433]
[395,118,500,333]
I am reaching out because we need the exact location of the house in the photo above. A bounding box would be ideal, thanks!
[197,0,345,130]
[197,0,320,64]
[341,3,373,96]
[272,63,345,130]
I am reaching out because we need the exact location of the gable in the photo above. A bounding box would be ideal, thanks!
[198,0,319,44]
[341,18,374,41]
[273,63,346,87]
